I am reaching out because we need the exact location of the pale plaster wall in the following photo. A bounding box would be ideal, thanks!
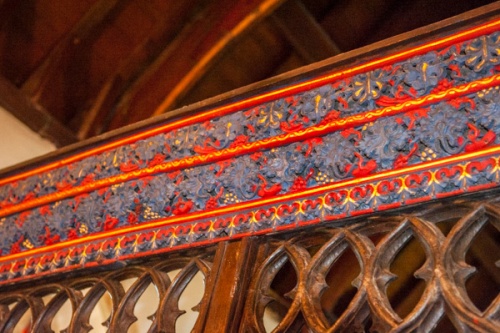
[0,106,55,170]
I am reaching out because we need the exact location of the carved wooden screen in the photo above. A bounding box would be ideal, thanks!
[0,4,499,332]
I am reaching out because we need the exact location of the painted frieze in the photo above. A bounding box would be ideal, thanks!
[1,18,500,285]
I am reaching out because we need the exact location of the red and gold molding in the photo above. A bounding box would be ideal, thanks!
[1,147,499,284]
[1,15,500,285]
[2,74,500,218]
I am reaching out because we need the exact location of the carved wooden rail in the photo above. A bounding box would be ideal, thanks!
[0,4,499,332]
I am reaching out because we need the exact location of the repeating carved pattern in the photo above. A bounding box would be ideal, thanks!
[0,11,498,333]
[0,27,500,208]
[2,145,500,284]
[1,28,500,210]
[0,195,497,332]
[241,197,500,332]
[1,16,500,289]
[2,83,500,259]
[0,252,213,333]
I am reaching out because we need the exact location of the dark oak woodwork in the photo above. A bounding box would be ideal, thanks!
[77,1,204,139]
[0,0,494,145]
[271,0,340,63]
[21,0,123,110]
[197,239,259,332]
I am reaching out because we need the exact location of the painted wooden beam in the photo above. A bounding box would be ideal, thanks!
[320,0,398,52]
[1,2,500,290]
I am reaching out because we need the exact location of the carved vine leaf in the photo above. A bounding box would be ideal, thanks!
[71,155,99,184]
[74,191,104,232]
[0,218,23,254]
[258,102,285,132]
[134,134,169,163]
[314,132,357,180]
[23,211,46,248]
[358,118,409,169]
[262,157,289,181]
[148,173,177,201]
[217,155,258,200]
[473,88,500,141]
[172,126,201,155]
[210,112,246,148]
[416,104,469,156]
[289,88,333,126]
[49,200,76,231]
[352,71,385,104]
[403,52,443,95]
[285,148,312,183]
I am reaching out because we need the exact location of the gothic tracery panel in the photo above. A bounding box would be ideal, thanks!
[241,198,500,332]
[0,251,213,333]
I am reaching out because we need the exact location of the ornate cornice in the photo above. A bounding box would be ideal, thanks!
[2,16,500,285]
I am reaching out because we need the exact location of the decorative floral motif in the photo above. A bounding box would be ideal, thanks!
[2,30,500,207]
[358,118,409,169]
[402,52,443,95]
[2,86,500,255]
[2,22,500,284]
[463,33,500,72]
[417,104,469,155]
[313,132,355,180]
[473,86,500,138]
[0,152,498,283]
[352,71,385,103]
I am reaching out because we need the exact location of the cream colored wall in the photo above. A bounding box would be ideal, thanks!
[0,106,55,170]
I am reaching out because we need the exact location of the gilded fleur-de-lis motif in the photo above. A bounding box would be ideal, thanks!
[258,102,284,129]
[465,34,500,72]
[353,71,384,103]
